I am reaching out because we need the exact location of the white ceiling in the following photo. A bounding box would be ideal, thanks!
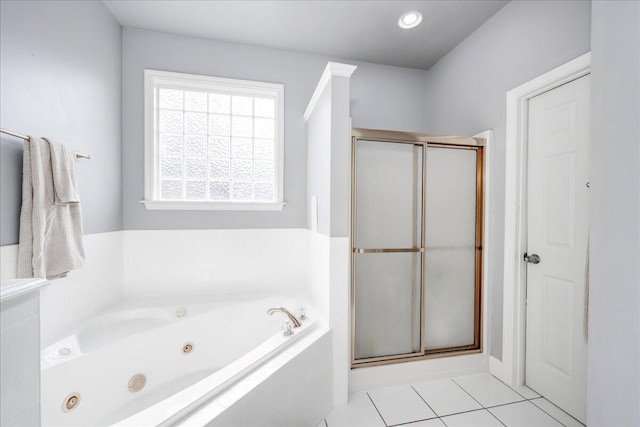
[104,0,508,70]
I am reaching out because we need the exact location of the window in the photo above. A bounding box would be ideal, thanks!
[143,70,284,210]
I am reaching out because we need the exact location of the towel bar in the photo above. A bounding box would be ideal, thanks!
[1,128,91,160]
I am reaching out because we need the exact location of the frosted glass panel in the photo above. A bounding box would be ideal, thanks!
[159,88,183,110]
[160,180,182,200]
[185,158,207,179]
[184,112,207,135]
[425,147,477,247]
[354,253,422,360]
[231,138,253,159]
[424,147,478,349]
[184,91,207,112]
[232,116,253,137]
[185,180,207,200]
[254,98,275,118]
[159,134,183,155]
[356,140,423,248]
[209,94,230,114]
[153,79,281,205]
[424,248,476,349]
[184,135,207,157]
[160,157,183,178]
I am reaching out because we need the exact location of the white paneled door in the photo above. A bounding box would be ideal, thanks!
[525,75,590,424]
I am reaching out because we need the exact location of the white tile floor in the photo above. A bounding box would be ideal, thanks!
[322,373,585,427]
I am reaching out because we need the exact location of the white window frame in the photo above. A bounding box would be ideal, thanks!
[142,69,285,210]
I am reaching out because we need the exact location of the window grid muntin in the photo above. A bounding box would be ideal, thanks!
[157,85,276,203]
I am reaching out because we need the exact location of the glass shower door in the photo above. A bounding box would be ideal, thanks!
[352,139,424,361]
[424,146,481,351]
[351,129,485,368]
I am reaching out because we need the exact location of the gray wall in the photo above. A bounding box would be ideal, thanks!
[0,0,122,246]
[424,0,592,359]
[122,29,427,231]
[587,1,640,425]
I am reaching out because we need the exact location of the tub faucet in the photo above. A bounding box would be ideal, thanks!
[267,307,302,327]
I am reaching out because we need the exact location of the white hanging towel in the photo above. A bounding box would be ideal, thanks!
[17,137,85,279]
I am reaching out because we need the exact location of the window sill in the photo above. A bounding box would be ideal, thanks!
[140,200,286,211]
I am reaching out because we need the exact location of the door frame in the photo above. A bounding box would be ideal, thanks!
[499,52,591,386]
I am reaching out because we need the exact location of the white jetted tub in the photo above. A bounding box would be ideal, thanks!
[41,295,322,426]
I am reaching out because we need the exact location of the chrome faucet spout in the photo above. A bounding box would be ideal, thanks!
[267,307,302,327]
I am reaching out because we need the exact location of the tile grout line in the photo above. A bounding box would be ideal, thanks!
[437,407,498,420]
[451,378,509,427]
[410,384,440,418]
[491,373,584,427]
[491,374,538,401]
[528,399,572,427]
[485,407,509,427]
[366,392,390,427]
[485,399,533,410]
[450,378,486,409]
[487,399,567,427]
[388,418,440,427]
[531,397,586,427]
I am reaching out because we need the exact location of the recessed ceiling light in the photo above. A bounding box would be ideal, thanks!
[398,11,423,29]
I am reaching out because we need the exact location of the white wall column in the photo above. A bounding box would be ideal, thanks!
[305,62,357,406]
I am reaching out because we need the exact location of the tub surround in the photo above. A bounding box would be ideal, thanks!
[178,326,332,427]
[0,278,48,302]
[122,229,310,300]
[0,279,47,426]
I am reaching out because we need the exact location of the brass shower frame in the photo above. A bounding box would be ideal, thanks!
[350,128,485,369]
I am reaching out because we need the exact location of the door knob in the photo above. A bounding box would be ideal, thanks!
[524,253,541,264]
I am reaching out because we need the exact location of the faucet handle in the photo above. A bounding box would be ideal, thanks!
[282,320,294,336]
[297,307,307,320]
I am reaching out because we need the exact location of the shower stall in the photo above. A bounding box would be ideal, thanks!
[351,128,485,367]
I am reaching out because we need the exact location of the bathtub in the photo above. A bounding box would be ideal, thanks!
[41,295,331,426]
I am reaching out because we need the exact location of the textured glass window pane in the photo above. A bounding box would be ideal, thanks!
[254,160,274,182]
[232,95,253,116]
[159,110,183,133]
[160,157,183,178]
[254,139,274,160]
[232,116,252,137]
[254,118,274,139]
[185,158,207,178]
[209,114,230,136]
[161,179,183,200]
[184,91,207,112]
[231,138,252,159]
[255,183,274,201]
[184,135,207,157]
[231,160,253,181]
[159,134,183,156]
[159,88,183,110]
[208,136,230,158]
[209,159,230,180]
[209,93,230,114]
[232,182,253,200]
[184,112,207,135]
[254,97,275,118]
[209,182,230,201]
[185,180,207,200]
